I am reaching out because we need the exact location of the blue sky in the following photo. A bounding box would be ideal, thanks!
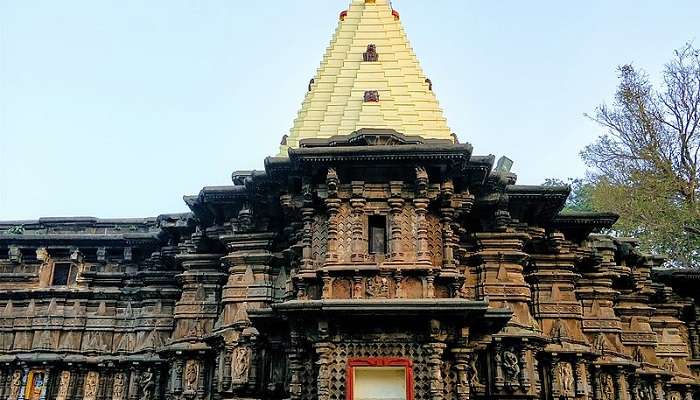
[1,1,699,220]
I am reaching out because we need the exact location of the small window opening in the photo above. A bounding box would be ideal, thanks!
[51,263,72,286]
[368,215,387,255]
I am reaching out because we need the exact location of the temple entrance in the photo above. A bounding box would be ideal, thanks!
[347,359,413,400]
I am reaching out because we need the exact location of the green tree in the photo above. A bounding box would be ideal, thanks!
[543,178,595,212]
[581,43,700,267]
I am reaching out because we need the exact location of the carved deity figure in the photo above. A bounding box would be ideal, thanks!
[601,374,615,400]
[502,350,520,389]
[10,370,22,399]
[83,371,99,400]
[185,360,199,392]
[635,382,653,400]
[29,372,45,400]
[469,355,481,388]
[112,373,126,400]
[556,362,574,396]
[56,371,70,400]
[233,346,250,381]
[141,368,155,400]
[378,276,389,298]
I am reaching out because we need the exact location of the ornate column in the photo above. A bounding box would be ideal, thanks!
[173,359,184,394]
[414,166,431,264]
[426,341,446,400]
[300,181,315,274]
[518,346,530,391]
[614,368,628,400]
[350,181,366,263]
[127,368,139,400]
[388,181,405,262]
[222,348,232,390]
[575,359,588,398]
[494,342,505,391]
[325,168,340,263]
[196,358,206,400]
[288,328,303,400]
[440,179,456,271]
[451,327,471,400]
[315,321,333,400]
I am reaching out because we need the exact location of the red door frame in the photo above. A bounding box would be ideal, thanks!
[346,358,414,400]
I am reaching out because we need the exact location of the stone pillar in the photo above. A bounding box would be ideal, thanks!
[350,185,366,263]
[288,329,303,400]
[196,358,206,400]
[388,182,405,262]
[413,198,431,264]
[451,328,471,400]
[300,206,315,273]
[127,368,139,400]
[518,346,530,391]
[440,179,456,271]
[426,341,446,400]
[494,342,504,391]
[614,368,628,400]
[222,348,232,390]
[575,359,587,397]
[325,168,340,263]
[173,359,184,394]
[315,321,333,400]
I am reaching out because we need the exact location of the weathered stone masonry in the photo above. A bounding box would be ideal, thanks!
[1,0,700,399]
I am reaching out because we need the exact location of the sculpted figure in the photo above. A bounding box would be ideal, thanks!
[83,371,99,400]
[112,373,126,400]
[601,374,615,400]
[502,350,520,388]
[233,346,250,381]
[557,362,574,395]
[10,370,22,399]
[141,368,155,400]
[57,371,70,399]
[185,360,199,392]
[469,355,481,387]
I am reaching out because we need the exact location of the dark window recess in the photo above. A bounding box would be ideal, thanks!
[368,215,387,254]
[52,263,72,286]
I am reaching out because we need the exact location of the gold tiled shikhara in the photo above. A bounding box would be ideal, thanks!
[280,0,453,155]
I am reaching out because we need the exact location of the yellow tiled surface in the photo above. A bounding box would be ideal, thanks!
[279,0,453,155]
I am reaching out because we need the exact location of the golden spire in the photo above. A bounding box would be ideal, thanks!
[279,0,454,155]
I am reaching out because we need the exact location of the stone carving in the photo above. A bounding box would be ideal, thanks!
[556,362,574,397]
[57,371,71,400]
[670,392,682,400]
[663,357,677,373]
[502,349,520,390]
[233,345,251,382]
[600,373,615,400]
[10,370,21,399]
[141,368,155,400]
[363,44,378,62]
[84,371,99,400]
[635,382,654,400]
[363,90,379,102]
[112,373,126,400]
[185,359,200,392]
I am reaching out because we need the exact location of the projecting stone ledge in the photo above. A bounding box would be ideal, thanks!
[259,299,511,324]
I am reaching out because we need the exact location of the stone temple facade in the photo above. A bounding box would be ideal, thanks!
[1,1,700,400]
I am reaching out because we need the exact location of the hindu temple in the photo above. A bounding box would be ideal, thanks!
[1,1,699,399]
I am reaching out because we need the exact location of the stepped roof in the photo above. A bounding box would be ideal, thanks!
[279,0,454,155]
